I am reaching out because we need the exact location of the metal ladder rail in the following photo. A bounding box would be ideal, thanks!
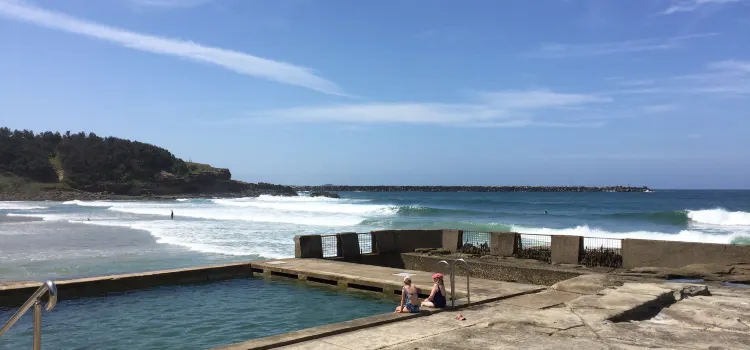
[0,280,58,350]
[453,259,470,305]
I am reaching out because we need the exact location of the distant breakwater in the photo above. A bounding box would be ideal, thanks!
[292,185,651,193]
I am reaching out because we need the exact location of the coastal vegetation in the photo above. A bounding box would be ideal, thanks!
[0,127,297,200]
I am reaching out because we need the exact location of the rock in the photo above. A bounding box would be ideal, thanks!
[458,242,490,255]
[310,191,340,199]
[552,274,622,295]
[680,285,711,299]
[725,275,750,284]
[414,248,451,255]
[0,180,299,201]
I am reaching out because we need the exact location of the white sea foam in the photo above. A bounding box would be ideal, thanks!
[107,206,364,226]
[255,194,342,202]
[50,195,384,257]
[511,224,750,246]
[212,198,394,215]
[6,213,67,221]
[687,208,750,226]
[18,196,750,262]
[62,200,114,207]
[72,219,294,259]
[0,202,48,210]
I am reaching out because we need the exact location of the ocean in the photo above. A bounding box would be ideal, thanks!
[2,190,750,282]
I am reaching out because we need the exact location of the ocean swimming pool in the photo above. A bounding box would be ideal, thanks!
[0,278,396,350]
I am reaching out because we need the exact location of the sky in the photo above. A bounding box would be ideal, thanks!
[0,0,748,189]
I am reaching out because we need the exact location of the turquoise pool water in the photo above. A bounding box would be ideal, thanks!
[0,278,395,350]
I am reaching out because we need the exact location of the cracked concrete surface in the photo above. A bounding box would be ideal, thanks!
[277,275,750,350]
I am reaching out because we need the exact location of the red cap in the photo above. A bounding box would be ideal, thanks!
[432,273,444,279]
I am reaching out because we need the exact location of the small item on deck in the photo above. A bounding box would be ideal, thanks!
[456,313,466,321]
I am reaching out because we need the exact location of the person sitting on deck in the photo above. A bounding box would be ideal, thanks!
[421,273,447,308]
[394,276,420,313]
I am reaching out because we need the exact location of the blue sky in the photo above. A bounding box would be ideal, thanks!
[1,0,748,188]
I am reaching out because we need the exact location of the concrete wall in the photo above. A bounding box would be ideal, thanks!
[622,239,750,269]
[371,229,443,254]
[295,235,323,259]
[401,253,584,286]
[298,229,750,270]
[442,229,462,253]
[551,235,583,265]
[490,232,519,257]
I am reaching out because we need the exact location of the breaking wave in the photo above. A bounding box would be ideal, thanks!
[0,202,48,210]
[607,208,750,227]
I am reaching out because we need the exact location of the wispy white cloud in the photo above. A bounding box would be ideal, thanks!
[661,0,743,15]
[528,33,718,58]
[545,153,718,160]
[476,90,612,109]
[227,89,612,127]
[614,59,750,96]
[128,0,213,8]
[0,0,344,96]
[709,60,750,74]
[614,79,656,87]
[641,104,678,114]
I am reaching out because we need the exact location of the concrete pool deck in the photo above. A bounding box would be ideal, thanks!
[230,275,750,350]
[252,258,545,303]
[5,258,750,349]
[0,258,542,307]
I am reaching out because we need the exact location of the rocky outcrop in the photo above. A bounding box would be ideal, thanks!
[293,185,651,193]
[0,171,298,201]
[309,191,340,198]
[63,171,298,198]
[623,263,750,284]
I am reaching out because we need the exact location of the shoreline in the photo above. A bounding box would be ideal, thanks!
[292,185,651,193]
[0,188,296,202]
[0,214,43,223]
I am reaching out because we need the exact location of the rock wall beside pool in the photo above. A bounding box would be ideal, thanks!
[400,253,584,286]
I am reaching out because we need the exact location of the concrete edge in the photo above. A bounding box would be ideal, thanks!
[213,312,424,350]
[213,286,546,350]
[0,262,256,290]
[0,262,257,307]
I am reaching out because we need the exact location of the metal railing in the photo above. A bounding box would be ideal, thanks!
[358,233,373,254]
[435,259,471,307]
[517,233,552,263]
[321,235,338,258]
[1,280,58,350]
[459,231,490,255]
[581,237,623,268]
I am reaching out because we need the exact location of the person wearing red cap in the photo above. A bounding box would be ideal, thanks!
[421,273,447,308]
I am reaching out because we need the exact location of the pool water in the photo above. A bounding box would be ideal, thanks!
[0,278,396,350]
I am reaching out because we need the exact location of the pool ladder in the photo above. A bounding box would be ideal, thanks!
[435,259,470,307]
[0,280,58,350]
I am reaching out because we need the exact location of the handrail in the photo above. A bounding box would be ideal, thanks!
[453,259,471,305]
[0,280,57,350]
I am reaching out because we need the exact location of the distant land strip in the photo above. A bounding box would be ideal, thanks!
[292,185,651,193]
